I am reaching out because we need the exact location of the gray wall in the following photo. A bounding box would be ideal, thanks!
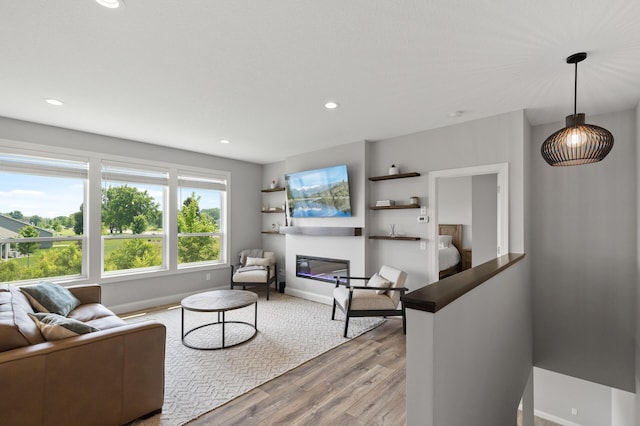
[282,141,368,303]
[438,176,472,249]
[535,367,612,426]
[406,258,532,425]
[636,102,640,424]
[261,161,286,279]
[368,110,527,290]
[531,109,637,392]
[267,111,527,296]
[471,174,497,266]
[0,116,262,313]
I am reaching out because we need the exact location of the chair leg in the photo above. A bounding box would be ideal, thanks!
[402,304,407,334]
[266,283,270,300]
[343,313,350,338]
[331,300,337,320]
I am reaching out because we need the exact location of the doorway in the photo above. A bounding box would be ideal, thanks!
[427,162,508,283]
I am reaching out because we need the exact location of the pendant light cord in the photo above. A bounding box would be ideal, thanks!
[573,61,578,118]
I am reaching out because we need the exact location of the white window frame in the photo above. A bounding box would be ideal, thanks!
[0,141,231,284]
[176,170,228,268]
[101,160,169,277]
[0,149,89,283]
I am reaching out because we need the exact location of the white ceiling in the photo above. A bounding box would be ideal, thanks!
[1,1,639,164]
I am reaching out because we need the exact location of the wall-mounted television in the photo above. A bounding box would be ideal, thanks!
[285,164,352,218]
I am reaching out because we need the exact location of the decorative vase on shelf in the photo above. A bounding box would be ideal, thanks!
[389,224,397,238]
[389,164,399,175]
[270,180,276,189]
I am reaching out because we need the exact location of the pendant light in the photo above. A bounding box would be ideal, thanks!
[541,52,614,166]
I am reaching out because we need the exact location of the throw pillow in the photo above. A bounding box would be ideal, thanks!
[29,313,98,341]
[246,257,270,267]
[367,273,392,295]
[20,281,81,316]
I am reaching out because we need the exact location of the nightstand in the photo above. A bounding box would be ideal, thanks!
[462,249,472,270]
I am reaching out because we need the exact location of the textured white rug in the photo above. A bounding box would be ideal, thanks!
[128,291,384,426]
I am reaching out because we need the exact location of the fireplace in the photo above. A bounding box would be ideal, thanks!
[296,255,349,284]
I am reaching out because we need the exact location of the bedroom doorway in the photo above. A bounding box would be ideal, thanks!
[427,162,509,283]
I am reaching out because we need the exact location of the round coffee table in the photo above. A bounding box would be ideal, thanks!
[181,289,258,350]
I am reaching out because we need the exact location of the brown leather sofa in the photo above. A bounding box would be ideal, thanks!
[0,283,166,426]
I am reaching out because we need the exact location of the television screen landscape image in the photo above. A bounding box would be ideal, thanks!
[285,165,352,217]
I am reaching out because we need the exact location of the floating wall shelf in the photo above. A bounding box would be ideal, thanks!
[368,172,420,181]
[262,208,285,213]
[279,226,363,237]
[261,187,286,193]
[370,204,420,210]
[368,236,421,241]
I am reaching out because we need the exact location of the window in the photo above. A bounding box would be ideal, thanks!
[0,153,87,282]
[0,146,229,284]
[101,161,168,274]
[177,171,226,267]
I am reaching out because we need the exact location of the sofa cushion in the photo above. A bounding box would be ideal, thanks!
[232,268,269,283]
[333,286,396,311]
[21,281,81,316]
[0,284,45,351]
[68,303,126,330]
[29,312,99,341]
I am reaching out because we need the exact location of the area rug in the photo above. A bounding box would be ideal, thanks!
[127,291,384,426]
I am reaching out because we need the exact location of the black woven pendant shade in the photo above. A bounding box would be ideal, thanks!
[541,52,614,166]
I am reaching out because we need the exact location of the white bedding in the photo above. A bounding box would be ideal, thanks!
[439,246,461,271]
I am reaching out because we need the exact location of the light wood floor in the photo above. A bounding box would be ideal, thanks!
[187,318,407,426]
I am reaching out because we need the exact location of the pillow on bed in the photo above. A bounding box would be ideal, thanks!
[439,235,453,249]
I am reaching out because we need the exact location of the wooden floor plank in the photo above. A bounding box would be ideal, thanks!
[188,318,406,425]
[289,364,395,425]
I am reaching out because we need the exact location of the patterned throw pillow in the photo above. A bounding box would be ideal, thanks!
[20,281,81,316]
[29,312,99,341]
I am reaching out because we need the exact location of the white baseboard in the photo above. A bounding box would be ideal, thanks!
[534,409,582,426]
[110,284,332,314]
[285,287,332,305]
[108,284,228,314]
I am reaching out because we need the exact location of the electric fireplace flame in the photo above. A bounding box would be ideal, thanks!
[296,255,349,284]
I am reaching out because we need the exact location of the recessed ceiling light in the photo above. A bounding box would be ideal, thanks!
[324,101,339,109]
[96,0,122,9]
[220,139,230,144]
[448,110,464,118]
[44,99,64,106]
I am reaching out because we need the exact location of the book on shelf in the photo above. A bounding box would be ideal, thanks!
[375,200,395,206]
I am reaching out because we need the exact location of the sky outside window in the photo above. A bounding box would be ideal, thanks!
[0,172,84,218]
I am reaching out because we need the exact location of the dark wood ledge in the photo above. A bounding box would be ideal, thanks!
[401,253,525,313]
[279,226,363,236]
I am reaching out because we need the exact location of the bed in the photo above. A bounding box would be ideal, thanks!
[438,224,463,279]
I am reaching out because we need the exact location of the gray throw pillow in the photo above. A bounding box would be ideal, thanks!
[29,312,99,341]
[21,281,81,316]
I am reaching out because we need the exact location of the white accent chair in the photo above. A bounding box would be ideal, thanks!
[331,265,408,338]
[230,250,278,300]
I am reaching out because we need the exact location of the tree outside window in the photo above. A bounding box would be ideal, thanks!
[178,193,219,264]
[16,225,39,267]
